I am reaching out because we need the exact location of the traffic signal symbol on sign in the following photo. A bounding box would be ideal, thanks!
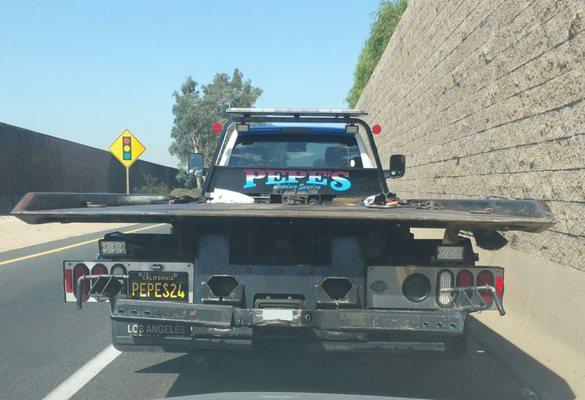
[123,137,132,160]
[109,130,145,168]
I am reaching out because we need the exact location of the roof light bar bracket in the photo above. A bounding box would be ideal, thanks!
[226,108,367,118]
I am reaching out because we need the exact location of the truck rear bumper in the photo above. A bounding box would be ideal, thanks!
[111,299,466,353]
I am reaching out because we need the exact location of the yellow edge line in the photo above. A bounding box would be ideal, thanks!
[0,223,167,267]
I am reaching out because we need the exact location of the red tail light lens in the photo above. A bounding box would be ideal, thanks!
[91,264,108,275]
[73,263,90,301]
[456,269,473,298]
[456,270,473,287]
[64,269,73,293]
[477,270,494,306]
[495,275,504,300]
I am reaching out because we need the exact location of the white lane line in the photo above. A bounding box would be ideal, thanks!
[43,344,121,400]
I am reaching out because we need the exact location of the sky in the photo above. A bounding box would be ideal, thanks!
[0,0,380,167]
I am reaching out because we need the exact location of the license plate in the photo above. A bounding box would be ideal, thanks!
[128,271,188,302]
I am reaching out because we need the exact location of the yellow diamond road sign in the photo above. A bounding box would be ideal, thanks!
[109,129,146,168]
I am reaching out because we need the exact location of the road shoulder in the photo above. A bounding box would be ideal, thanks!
[0,216,133,253]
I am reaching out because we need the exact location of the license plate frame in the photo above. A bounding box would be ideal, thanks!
[128,271,189,302]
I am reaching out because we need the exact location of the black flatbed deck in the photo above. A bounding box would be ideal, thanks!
[12,193,554,232]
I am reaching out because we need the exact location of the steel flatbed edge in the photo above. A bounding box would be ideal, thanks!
[11,193,555,233]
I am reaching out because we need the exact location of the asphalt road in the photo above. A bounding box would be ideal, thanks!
[0,225,530,400]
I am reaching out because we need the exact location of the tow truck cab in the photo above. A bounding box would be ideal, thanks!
[61,109,512,358]
[202,124,389,200]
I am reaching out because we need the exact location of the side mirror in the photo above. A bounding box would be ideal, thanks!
[187,153,205,177]
[386,154,406,179]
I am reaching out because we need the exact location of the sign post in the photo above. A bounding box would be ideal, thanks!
[126,167,130,194]
[109,129,146,194]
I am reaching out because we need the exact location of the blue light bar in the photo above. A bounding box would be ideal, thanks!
[226,108,367,117]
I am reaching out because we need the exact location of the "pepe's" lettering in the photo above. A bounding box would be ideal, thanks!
[243,169,351,192]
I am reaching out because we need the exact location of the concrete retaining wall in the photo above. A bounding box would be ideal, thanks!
[357,0,584,271]
[0,122,178,213]
[358,1,584,397]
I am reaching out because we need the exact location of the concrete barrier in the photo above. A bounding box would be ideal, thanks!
[358,0,584,397]
[413,228,582,399]
[0,122,178,213]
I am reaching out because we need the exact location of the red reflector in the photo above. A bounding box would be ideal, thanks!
[371,124,382,135]
[64,269,73,293]
[73,263,89,302]
[495,275,504,299]
[456,270,473,287]
[477,270,494,305]
[91,264,108,275]
[212,122,223,134]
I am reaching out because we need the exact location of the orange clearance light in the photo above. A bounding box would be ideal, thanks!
[371,124,382,135]
[212,122,223,134]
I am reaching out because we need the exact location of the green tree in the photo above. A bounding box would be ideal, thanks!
[133,174,170,195]
[169,69,262,187]
[346,0,408,107]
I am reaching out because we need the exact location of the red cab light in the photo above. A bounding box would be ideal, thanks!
[212,122,223,134]
[477,270,495,306]
[371,124,382,135]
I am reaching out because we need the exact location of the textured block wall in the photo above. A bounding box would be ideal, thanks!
[357,0,584,270]
[0,122,179,213]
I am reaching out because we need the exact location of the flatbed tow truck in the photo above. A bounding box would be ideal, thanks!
[12,109,555,358]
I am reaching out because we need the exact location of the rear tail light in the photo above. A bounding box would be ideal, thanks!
[110,264,127,275]
[437,270,454,306]
[91,264,108,275]
[456,269,474,298]
[73,263,90,301]
[90,263,109,293]
[456,269,473,287]
[64,269,73,293]
[477,270,495,306]
[110,264,127,294]
[495,275,504,300]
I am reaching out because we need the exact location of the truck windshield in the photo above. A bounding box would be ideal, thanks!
[226,133,364,169]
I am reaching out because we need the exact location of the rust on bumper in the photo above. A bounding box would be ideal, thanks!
[111,299,466,334]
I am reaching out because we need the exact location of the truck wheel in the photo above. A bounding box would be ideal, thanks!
[443,331,468,360]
